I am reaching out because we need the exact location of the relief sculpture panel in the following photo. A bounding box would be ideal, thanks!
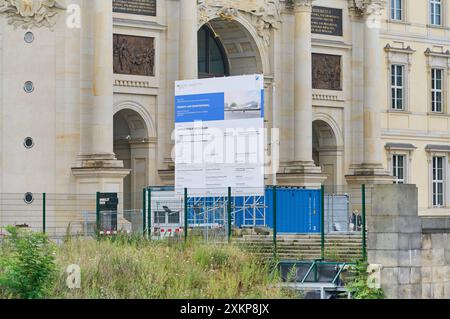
[312,53,342,91]
[113,34,155,77]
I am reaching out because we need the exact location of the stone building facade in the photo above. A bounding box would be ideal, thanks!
[1,0,450,216]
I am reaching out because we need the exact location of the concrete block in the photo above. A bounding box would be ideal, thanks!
[432,266,446,282]
[445,283,450,299]
[399,250,421,267]
[422,234,432,250]
[368,216,399,232]
[410,267,422,285]
[422,266,432,283]
[370,250,399,267]
[422,283,432,299]
[398,217,422,233]
[398,284,421,299]
[446,266,450,282]
[381,267,399,285]
[374,233,399,250]
[422,217,450,231]
[398,268,410,285]
[431,233,448,249]
[432,283,445,299]
[432,249,446,266]
[445,249,450,263]
[398,234,422,250]
[382,284,399,300]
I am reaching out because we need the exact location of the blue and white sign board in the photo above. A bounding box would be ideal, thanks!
[175,75,265,197]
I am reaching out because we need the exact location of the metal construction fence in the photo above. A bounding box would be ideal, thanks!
[0,185,370,260]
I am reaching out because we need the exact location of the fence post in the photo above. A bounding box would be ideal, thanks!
[96,192,100,233]
[362,184,367,261]
[273,186,277,256]
[184,188,188,242]
[147,188,152,239]
[321,185,325,260]
[142,188,147,236]
[227,187,232,242]
[42,193,46,234]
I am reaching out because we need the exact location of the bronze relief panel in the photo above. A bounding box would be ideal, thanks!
[312,53,342,91]
[113,34,155,77]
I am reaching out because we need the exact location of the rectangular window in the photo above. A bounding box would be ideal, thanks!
[391,0,403,21]
[432,156,445,207]
[432,68,444,113]
[391,64,405,110]
[430,0,442,26]
[393,154,406,184]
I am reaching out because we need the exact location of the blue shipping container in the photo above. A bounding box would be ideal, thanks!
[265,187,322,234]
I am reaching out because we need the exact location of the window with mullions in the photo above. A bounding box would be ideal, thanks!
[432,68,444,113]
[432,156,445,207]
[392,154,406,184]
[430,0,442,26]
[391,0,403,21]
[198,25,229,78]
[391,64,405,110]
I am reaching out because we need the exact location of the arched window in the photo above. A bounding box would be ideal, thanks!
[198,25,229,78]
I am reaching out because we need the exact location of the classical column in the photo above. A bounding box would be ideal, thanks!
[346,0,392,184]
[278,0,325,187]
[293,0,315,166]
[362,2,384,168]
[179,0,198,80]
[78,0,120,167]
[73,0,129,194]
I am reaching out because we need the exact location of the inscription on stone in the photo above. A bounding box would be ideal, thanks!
[312,53,341,91]
[113,0,156,16]
[312,6,343,36]
[113,34,155,77]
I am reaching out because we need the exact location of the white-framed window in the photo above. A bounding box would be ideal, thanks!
[391,0,403,21]
[430,0,442,26]
[392,154,406,184]
[431,68,444,112]
[391,64,405,110]
[432,156,445,207]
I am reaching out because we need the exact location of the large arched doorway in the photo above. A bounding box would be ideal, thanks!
[313,120,342,186]
[198,18,264,77]
[113,109,151,211]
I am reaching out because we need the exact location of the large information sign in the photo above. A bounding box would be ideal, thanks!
[175,75,265,197]
[312,6,343,36]
[113,0,157,17]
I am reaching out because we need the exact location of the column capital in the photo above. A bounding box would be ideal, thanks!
[349,0,386,17]
[293,0,315,13]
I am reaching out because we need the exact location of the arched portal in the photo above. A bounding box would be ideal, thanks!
[313,120,342,186]
[198,18,264,77]
[113,109,151,211]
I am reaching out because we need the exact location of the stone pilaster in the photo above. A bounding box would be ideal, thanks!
[179,0,198,80]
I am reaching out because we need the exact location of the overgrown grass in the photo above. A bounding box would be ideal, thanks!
[51,237,293,299]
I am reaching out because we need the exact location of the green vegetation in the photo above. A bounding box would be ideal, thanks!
[1,229,292,299]
[346,261,385,299]
[0,226,57,299]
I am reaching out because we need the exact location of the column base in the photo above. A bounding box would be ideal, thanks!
[345,163,393,185]
[76,154,124,169]
[276,161,327,188]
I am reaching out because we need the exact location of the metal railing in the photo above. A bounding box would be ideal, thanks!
[0,185,369,261]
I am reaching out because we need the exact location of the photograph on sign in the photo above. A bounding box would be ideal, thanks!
[174,75,265,197]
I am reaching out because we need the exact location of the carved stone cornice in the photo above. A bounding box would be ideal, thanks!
[0,0,65,29]
[197,0,281,46]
